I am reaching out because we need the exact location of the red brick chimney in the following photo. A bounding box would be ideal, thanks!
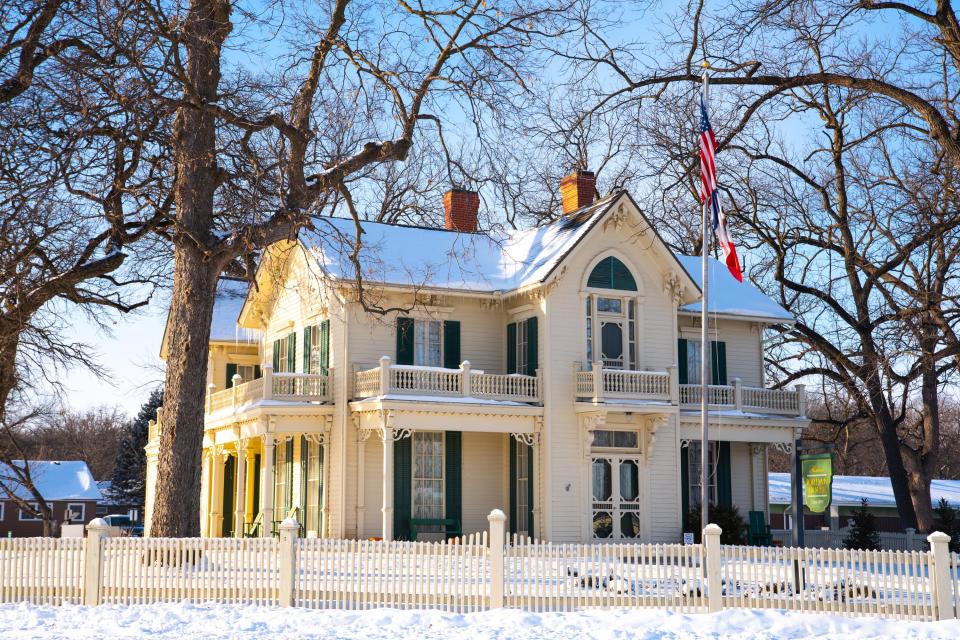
[443,188,480,232]
[559,169,597,214]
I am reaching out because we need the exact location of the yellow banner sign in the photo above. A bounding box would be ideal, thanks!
[801,453,833,513]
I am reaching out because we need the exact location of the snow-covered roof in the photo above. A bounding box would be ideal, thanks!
[301,194,618,293]
[675,255,793,322]
[0,460,102,502]
[768,472,960,508]
[210,278,258,343]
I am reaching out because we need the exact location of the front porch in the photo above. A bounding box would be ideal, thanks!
[351,405,543,541]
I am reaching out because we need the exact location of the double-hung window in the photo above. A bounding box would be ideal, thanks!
[414,320,443,367]
[686,441,718,507]
[412,432,444,528]
[66,503,85,522]
[19,502,42,521]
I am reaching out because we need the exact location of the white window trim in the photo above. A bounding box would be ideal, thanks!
[66,503,85,522]
[584,293,641,370]
[19,502,42,521]
[0,501,4,520]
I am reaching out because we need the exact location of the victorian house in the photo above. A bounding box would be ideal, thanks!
[144,170,808,542]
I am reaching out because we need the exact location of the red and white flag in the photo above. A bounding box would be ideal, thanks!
[699,95,742,282]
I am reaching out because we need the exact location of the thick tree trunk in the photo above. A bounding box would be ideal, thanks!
[149,0,231,537]
[909,328,941,533]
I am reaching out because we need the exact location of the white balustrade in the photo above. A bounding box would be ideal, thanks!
[351,359,541,403]
[205,367,331,417]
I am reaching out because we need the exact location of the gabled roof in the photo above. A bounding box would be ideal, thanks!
[231,190,795,330]
[0,460,102,502]
[768,472,960,509]
[299,193,624,293]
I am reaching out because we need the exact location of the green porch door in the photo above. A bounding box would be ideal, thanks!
[221,455,236,537]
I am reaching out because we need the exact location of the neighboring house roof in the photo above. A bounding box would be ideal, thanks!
[0,461,102,502]
[768,472,960,509]
[675,255,794,323]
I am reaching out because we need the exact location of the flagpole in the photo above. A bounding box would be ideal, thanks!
[700,62,711,533]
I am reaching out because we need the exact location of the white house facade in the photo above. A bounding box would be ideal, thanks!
[144,170,809,543]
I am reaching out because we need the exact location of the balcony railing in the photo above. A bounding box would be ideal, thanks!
[352,356,541,404]
[205,366,332,416]
[575,361,806,417]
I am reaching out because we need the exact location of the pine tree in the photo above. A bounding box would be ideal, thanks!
[109,388,163,508]
[934,498,960,553]
[843,498,882,550]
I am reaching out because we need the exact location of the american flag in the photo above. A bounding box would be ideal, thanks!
[699,94,742,282]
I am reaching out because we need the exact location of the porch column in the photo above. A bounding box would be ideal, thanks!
[382,427,394,541]
[199,449,211,537]
[208,448,223,537]
[244,447,257,528]
[260,435,275,537]
[234,440,248,538]
[356,431,367,537]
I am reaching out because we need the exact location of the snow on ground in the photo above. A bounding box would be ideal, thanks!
[1,603,958,640]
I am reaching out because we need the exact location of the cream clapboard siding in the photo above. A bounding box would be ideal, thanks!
[461,432,507,535]
[541,204,682,543]
[730,442,753,516]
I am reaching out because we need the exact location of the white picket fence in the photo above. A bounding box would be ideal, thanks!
[1,514,958,621]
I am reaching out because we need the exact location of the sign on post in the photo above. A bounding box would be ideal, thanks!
[800,452,833,513]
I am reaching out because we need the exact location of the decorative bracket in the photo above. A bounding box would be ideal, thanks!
[750,443,766,456]
[511,432,539,447]
[774,441,793,454]
[382,427,412,442]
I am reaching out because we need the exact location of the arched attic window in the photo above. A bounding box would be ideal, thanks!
[587,256,637,291]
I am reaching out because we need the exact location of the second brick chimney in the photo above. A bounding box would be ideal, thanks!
[443,188,480,232]
[559,169,597,214]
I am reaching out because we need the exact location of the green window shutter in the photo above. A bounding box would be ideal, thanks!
[526,443,535,537]
[711,341,727,385]
[680,446,690,520]
[443,321,461,369]
[320,319,330,374]
[302,326,313,374]
[718,441,732,507]
[587,257,637,291]
[252,454,261,517]
[254,365,261,379]
[677,339,688,385]
[286,333,296,373]
[396,317,415,365]
[221,455,235,537]
[285,441,294,515]
[445,431,462,527]
[272,339,280,371]
[226,363,238,389]
[300,436,309,527]
[509,437,518,535]
[506,323,517,374]
[525,316,538,375]
[393,436,412,540]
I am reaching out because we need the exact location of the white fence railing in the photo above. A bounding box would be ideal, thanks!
[2,516,957,620]
[771,528,927,552]
[205,365,332,416]
[574,363,674,403]
[353,357,541,404]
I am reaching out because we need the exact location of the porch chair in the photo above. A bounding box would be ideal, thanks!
[748,510,773,546]
[243,512,263,538]
[409,518,462,541]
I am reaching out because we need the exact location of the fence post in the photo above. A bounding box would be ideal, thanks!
[732,378,743,411]
[905,527,916,550]
[278,517,300,607]
[379,355,391,395]
[206,383,215,413]
[795,384,806,417]
[928,531,955,620]
[702,523,722,613]
[488,509,506,609]
[460,360,472,397]
[83,518,109,606]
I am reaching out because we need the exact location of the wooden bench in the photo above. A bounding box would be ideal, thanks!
[409,518,462,541]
